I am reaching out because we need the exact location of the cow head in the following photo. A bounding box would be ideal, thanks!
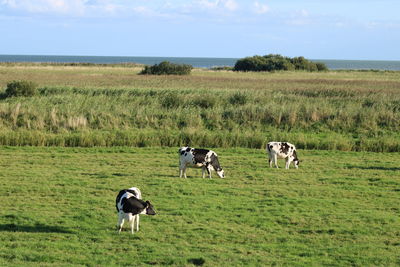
[293,150,299,169]
[294,159,300,169]
[216,168,225,178]
[144,201,156,215]
[210,153,225,178]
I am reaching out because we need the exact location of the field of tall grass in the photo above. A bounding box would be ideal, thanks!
[0,64,399,151]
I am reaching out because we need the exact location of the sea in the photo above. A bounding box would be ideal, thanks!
[1,54,400,71]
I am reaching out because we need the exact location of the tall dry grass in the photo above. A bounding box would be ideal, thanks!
[0,65,399,151]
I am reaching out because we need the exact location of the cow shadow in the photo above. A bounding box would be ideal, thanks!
[346,165,400,171]
[0,223,74,234]
[152,174,177,178]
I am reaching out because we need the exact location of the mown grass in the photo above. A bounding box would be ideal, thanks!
[0,146,399,266]
[0,65,400,151]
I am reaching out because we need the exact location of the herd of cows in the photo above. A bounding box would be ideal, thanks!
[115,141,300,234]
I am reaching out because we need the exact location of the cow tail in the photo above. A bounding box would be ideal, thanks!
[267,144,271,152]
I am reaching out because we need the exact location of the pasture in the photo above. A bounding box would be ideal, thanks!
[0,146,399,266]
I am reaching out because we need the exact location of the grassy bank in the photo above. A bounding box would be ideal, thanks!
[0,65,399,151]
[0,146,399,266]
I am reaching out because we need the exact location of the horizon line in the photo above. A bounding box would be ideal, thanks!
[1,54,400,62]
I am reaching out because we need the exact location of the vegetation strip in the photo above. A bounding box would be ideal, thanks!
[0,65,399,151]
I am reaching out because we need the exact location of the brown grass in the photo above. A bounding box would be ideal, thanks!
[1,65,400,93]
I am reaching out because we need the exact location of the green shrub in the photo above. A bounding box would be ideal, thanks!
[234,54,328,72]
[5,80,37,97]
[315,62,328,71]
[264,54,295,71]
[291,56,317,71]
[139,61,193,75]
[234,56,269,72]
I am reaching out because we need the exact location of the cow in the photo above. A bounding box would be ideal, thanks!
[266,142,299,169]
[178,146,225,178]
[116,187,156,234]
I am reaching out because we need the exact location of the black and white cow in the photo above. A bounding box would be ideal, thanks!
[267,142,300,169]
[116,187,156,234]
[179,147,225,178]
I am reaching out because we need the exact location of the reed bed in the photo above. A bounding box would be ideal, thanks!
[0,65,399,151]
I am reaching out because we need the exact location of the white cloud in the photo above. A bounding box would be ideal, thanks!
[132,5,161,17]
[195,0,238,12]
[196,0,217,9]
[299,9,309,17]
[364,21,400,30]
[0,0,266,20]
[224,0,238,11]
[253,1,269,14]
[285,9,312,26]
[2,0,87,16]
[1,0,149,17]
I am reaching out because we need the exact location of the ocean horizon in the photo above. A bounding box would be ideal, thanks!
[1,54,400,70]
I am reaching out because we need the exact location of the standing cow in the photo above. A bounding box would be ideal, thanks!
[179,147,225,178]
[116,187,156,234]
[267,142,300,169]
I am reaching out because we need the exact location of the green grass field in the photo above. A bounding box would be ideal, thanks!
[0,146,399,266]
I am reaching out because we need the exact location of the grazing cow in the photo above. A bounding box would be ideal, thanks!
[116,187,156,234]
[179,146,225,178]
[267,142,300,169]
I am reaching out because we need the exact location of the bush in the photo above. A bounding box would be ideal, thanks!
[291,56,316,71]
[234,56,269,72]
[139,61,193,75]
[264,54,295,71]
[234,54,328,72]
[315,62,329,71]
[5,80,37,97]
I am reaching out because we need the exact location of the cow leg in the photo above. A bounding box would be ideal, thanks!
[180,165,187,178]
[203,165,211,178]
[179,162,183,178]
[128,214,135,234]
[179,160,187,178]
[285,157,292,169]
[202,166,206,178]
[268,158,272,168]
[135,215,140,232]
[273,155,279,168]
[117,212,125,234]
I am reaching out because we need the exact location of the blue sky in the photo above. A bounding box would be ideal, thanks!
[1,0,399,60]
